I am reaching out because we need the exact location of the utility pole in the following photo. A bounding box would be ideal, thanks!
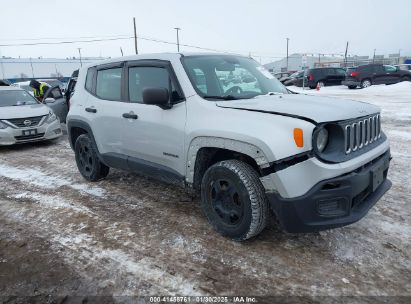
[344,41,349,67]
[29,57,34,78]
[174,27,181,52]
[398,49,401,64]
[120,47,124,56]
[318,53,321,65]
[77,48,83,67]
[0,50,5,79]
[373,49,376,63]
[133,17,138,54]
[286,38,290,71]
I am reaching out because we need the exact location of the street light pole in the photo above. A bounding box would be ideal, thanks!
[78,48,83,67]
[373,49,376,63]
[286,38,290,71]
[174,27,181,52]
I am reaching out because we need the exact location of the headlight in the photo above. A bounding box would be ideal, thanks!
[46,111,57,123]
[316,128,329,152]
[0,121,8,129]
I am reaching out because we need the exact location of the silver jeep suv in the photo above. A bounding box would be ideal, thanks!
[67,53,391,240]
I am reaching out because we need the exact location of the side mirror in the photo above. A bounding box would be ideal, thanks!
[44,98,55,104]
[143,87,170,108]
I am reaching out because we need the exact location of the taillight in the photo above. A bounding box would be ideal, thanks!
[308,74,313,81]
[350,71,359,77]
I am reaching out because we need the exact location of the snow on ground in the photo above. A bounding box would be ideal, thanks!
[0,163,106,197]
[0,83,410,300]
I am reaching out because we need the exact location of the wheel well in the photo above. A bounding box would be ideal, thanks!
[69,127,88,148]
[192,147,261,190]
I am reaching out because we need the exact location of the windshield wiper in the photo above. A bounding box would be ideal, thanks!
[202,95,238,100]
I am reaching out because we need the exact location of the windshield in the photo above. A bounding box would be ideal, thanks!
[181,55,288,100]
[0,90,39,107]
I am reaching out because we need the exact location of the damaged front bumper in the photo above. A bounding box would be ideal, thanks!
[266,151,391,233]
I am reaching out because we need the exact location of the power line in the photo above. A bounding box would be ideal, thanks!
[0,33,347,62]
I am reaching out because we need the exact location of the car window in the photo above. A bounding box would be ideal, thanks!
[383,65,397,72]
[96,68,122,101]
[85,68,95,92]
[128,66,179,103]
[0,90,38,107]
[335,68,346,75]
[182,55,287,99]
[372,65,384,73]
[46,87,63,100]
[360,65,373,73]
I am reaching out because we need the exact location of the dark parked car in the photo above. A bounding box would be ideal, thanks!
[0,79,10,86]
[342,64,411,89]
[295,67,346,89]
[283,70,304,86]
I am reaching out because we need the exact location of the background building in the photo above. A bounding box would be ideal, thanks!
[0,57,107,80]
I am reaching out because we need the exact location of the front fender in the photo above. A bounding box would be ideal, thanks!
[185,136,270,184]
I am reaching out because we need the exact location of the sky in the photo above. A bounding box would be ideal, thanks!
[0,0,410,64]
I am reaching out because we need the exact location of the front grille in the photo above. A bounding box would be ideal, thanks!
[14,133,45,141]
[344,114,381,154]
[6,115,45,128]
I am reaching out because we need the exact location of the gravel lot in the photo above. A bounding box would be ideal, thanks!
[0,84,410,303]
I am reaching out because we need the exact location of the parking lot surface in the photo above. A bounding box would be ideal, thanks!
[0,84,410,301]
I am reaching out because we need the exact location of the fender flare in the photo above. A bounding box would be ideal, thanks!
[66,119,107,164]
[185,136,270,184]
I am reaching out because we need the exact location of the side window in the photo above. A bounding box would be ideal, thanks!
[128,66,181,103]
[373,65,384,73]
[96,68,122,101]
[85,68,95,92]
[361,66,373,73]
[335,68,346,75]
[383,65,397,72]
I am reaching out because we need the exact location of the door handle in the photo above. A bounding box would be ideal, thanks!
[85,107,97,113]
[122,113,138,119]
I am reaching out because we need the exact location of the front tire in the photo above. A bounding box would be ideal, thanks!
[348,85,357,89]
[201,160,269,241]
[401,76,411,82]
[75,134,109,181]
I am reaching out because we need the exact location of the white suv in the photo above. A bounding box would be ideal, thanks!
[67,53,391,240]
[0,87,62,145]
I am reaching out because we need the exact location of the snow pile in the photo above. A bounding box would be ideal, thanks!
[0,163,105,197]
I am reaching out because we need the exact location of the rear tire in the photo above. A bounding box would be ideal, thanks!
[201,160,269,241]
[401,76,411,82]
[75,134,109,181]
[361,79,372,88]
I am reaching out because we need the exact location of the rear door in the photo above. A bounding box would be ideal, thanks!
[334,68,346,85]
[371,65,385,84]
[84,63,132,169]
[383,65,400,84]
[43,86,68,123]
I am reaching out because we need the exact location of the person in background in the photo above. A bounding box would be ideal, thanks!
[29,80,50,102]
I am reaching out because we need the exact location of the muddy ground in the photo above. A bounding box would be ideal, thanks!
[0,86,410,303]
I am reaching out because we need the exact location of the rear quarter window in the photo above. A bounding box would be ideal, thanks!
[85,68,96,93]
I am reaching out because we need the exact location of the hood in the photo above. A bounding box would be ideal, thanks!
[216,94,380,123]
[0,104,50,120]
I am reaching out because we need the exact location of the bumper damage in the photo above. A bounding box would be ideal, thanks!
[268,151,391,233]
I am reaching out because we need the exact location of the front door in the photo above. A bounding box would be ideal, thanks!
[121,61,187,177]
[43,86,68,122]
